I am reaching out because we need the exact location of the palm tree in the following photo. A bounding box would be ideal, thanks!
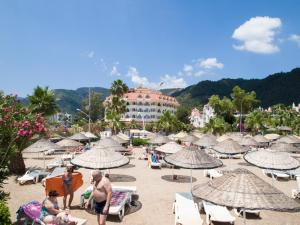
[156,111,179,134]
[110,79,129,97]
[203,117,231,135]
[28,86,58,116]
[106,111,124,134]
[245,111,266,134]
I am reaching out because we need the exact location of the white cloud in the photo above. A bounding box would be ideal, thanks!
[87,51,95,58]
[197,58,224,69]
[183,64,193,76]
[127,67,187,89]
[232,16,282,54]
[194,70,206,77]
[159,74,187,89]
[288,34,300,47]
[110,66,120,76]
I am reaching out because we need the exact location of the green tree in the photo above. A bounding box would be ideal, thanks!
[28,86,59,117]
[110,79,129,97]
[203,117,231,135]
[106,110,125,134]
[156,111,181,134]
[80,91,105,122]
[176,106,191,124]
[208,95,235,124]
[231,86,260,114]
[245,111,266,134]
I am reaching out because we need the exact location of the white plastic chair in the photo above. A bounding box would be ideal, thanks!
[17,170,49,185]
[173,192,203,225]
[292,176,300,198]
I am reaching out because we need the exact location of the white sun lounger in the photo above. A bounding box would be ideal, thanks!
[202,201,235,225]
[234,208,260,217]
[292,176,300,198]
[205,169,223,179]
[263,169,290,180]
[173,192,203,225]
[17,170,49,185]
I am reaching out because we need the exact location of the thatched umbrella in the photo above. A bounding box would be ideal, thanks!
[191,130,203,138]
[240,137,259,147]
[50,134,63,143]
[277,126,292,132]
[228,132,244,142]
[94,137,127,152]
[22,138,61,168]
[192,168,300,225]
[23,138,61,154]
[111,135,129,145]
[253,135,269,145]
[213,139,248,155]
[69,133,89,142]
[56,138,83,151]
[179,134,199,144]
[149,134,170,145]
[270,143,300,153]
[81,132,98,139]
[173,131,188,140]
[156,141,183,154]
[275,136,300,145]
[244,149,300,171]
[217,134,230,142]
[116,133,130,141]
[264,133,280,141]
[71,145,129,169]
[164,146,223,189]
[193,134,217,148]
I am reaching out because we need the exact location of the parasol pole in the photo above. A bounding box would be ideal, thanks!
[243,209,246,225]
[190,168,193,191]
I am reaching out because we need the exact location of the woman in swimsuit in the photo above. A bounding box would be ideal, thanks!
[40,190,76,225]
[62,165,74,209]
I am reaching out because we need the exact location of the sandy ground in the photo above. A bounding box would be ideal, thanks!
[5,148,300,225]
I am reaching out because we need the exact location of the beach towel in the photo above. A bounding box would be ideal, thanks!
[45,172,83,197]
[16,200,42,221]
[110,191,128,207]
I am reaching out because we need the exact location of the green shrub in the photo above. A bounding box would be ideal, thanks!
[0,201,12,225]
[132,138,149,146]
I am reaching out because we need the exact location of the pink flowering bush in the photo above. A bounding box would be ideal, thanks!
[0,93,48,174]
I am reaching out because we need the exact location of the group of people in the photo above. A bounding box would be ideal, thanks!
[41,166,112,225]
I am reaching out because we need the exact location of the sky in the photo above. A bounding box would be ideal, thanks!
[0,0,300,97]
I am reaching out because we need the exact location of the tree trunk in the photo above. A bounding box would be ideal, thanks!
[8,152,26,175]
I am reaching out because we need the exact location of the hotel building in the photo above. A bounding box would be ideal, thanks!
[104,88,180,123]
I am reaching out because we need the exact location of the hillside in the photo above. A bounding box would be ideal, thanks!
[172,68,300,107]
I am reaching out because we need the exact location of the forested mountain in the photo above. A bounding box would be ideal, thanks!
[172,68,300,107]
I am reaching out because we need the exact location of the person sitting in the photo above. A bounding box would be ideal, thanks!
[40,190,76,225]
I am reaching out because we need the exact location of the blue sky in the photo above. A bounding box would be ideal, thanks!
[0,0,300,97]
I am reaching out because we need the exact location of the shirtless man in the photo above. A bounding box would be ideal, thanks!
[86,170,112,225]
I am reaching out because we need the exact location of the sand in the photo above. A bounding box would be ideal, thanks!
[5,148,300,225]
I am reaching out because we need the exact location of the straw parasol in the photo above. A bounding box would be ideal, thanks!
[156,141,183,154]
[94,137,127,152]
[22,138,61,153]
[173,131,188,140]
[111,135,129,145]
[71,145,129,169]
[193,134,217,148]
[22,138,61,168]
[69,133,89,142]
[56,138,83,150]
[244,149,300,170]
[164,146,223,189]
[264,133,280,141]
[149,134,170,145]
[213,139,248,155]
[81,132,98,139]
[227,132,244,142]
[217,134,230,142]
[253,134,269,144]
[277,126,292,132]
[240,137,259,147]
[117,133,130,141]
[275,136,300,145]
[192,168,300,225]
[191,130,203,138]
[270,143,300,153]
[179,134,199,143]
